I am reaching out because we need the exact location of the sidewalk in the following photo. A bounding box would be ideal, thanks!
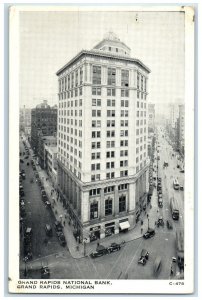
[35,161,159,260]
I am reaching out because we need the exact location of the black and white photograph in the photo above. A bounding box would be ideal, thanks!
[8,5,194,294]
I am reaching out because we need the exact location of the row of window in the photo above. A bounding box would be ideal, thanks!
[89,184,128,196]
[59,99,83,108]
[59,65,146,91]
[96,199,121,218]
[59,87,147,101]
[92,110,130,117]
[59,67,83,92]
[91,130,129,138]
[58,128,83,137]
[58,87,83,100]
[92,99,129,107]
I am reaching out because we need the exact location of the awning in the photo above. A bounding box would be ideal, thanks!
[119,221,130,230]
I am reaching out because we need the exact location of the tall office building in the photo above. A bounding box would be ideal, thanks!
[56,32,151,243]
[31,100,57,157]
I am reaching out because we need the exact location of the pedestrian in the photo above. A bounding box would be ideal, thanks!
[97,242,100,247]
[141,227,143,234]
[63,220,65,226]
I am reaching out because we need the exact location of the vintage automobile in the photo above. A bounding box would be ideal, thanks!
[180,185,184,191]
[90,245,109,258]
[45,224,53,236]
[143,228,155,239]
[157,216,164,227]
[54,220,63,232]
[41,266,50,279]
[138,249,149,265]
[166,220,173,230]
[58,233,66,247]
[107,242,122,253]
[45,201,51,208]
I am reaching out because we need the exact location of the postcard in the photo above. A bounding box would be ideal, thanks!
[8,5,195,294]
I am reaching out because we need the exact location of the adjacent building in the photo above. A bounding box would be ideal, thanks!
[148,103,155,132]
[31,100,57,156]
[178,104,185,156]
[38,135,57,169]
[56,32,151,242]
[19,106,31,135]
[44,144,58,186]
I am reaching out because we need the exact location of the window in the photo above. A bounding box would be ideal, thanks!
[92,110,101,117]
[107,130,115,138]
[92,99,101,106]
[107,99,115,107]
[121,89,129,97]
[71,72,74,88]
[89,188,101,196]
[91,152,101,160]
[75,70,78,87]
[105,198,112,216]
[92,131,101,138]
[119,195,126,212]
[91,163,100,171]
[80,67,83,85]
[92,66,101,85]
[104,186,115,194]
[120,150,128,156]
[120,170,128,177]
[106,162,115,169]
[107,110,115,117]
[79,87,82,95]
[92,120,101,127]
[108,68,116,86]
[120,160,128,167]
[118,184,128,191]
[90,202,98,220]
[121,70,129,87]
[92,87,101,95]
[107,120,115,127]
[137,73,140,89]
[92,142,101,149]
[106,151,115,158]
[107,88,116,96]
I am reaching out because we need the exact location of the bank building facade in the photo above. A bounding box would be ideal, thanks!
[56,32,151,243]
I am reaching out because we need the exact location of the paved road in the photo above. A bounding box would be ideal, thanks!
[19,137,72,278]
[19,132,181,280]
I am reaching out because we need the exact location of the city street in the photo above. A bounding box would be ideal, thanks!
[20,129,183,280]
[19,138,72,278]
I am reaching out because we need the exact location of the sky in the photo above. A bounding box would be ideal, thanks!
[19,9,185,110]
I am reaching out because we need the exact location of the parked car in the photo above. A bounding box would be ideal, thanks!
[138,249,149,265]
[180,185,184,191]
[41,266,50,279]
[166,220,173,230]
[45,201,51,208]
[143,228,155,239]
[45,224,53,236]
[90,245,109,258]
[20,159,24,163]
[58,234,66,247]
[54,221,63,232]
[157,217,164,227]
[25,227,32,238]
[107,242,121,253]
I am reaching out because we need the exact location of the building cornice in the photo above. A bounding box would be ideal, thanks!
[56,50,151,76]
